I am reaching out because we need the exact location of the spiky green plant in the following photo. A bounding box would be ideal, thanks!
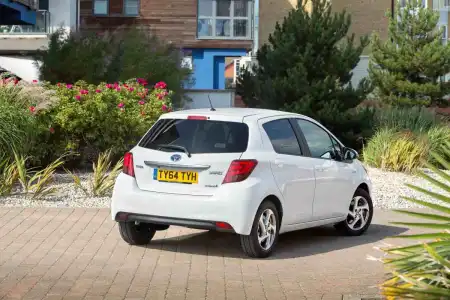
[380,142,450,299]
[13,151,66,199]
[0,159,18,196]
[67,149,123,197]
[91,150,123,197]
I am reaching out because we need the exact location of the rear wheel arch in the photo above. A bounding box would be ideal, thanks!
[262,195,283,224]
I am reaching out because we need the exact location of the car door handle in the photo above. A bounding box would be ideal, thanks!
[315,166,325,172]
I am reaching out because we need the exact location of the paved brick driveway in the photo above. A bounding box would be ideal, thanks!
[0,208,421,300]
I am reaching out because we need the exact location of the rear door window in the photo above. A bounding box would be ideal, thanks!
[139,119,249,154]
[262,119,302,156]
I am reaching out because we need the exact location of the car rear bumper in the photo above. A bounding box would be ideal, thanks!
[114,212,231,232]
[110,173,261,235]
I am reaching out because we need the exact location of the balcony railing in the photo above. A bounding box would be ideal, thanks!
[433,0,450,10]
[0,10,50,35]
[11,0,38,10]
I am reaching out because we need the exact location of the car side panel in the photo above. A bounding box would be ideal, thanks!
[252,116,316,225]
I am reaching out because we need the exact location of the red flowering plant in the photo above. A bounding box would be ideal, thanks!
[37,78,173,165]
[0,77,57,165]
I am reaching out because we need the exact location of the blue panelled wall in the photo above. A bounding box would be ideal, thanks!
[188,48,248,90]
[0,0,36,25]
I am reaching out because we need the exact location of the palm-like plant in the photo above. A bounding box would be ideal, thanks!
[13,151,66,199]
[67,149,123,197]
[381,142,450,299]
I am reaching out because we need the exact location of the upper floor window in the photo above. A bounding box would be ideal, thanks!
[398,0,427,8]
[39,0,49,10]
[94,0,108,15]
[197,0,252,39]
[93,0,140,16]
[124,0,139,15]
[433,0,450,10]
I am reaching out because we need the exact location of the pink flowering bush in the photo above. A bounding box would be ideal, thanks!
[0,77,58,164]
[34,78,173,166]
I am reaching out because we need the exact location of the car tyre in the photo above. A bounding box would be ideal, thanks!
[240,201,280,258]
[118,221,156,245]
[335,188,373,236]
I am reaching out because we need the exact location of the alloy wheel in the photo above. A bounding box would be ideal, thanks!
[257,208,277,250]
[346,196,370,231]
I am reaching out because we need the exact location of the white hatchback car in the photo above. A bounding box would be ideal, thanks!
[111,108,373,258]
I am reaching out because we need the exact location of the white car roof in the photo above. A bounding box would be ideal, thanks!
[162,107,307,120]
[158,107,344,146]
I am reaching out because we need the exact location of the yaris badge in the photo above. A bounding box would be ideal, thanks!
[170,154,182,162]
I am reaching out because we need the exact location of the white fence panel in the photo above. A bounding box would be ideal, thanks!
[351,56,370,87]
[182,89,235,110]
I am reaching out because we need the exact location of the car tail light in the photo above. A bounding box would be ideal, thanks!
[222,160,258,184]
[123,152,135,177]
[187,115,208,120]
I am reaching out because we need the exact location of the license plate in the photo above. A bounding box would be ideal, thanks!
[153,169,198,184]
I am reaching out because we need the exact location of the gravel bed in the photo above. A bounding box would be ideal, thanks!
[0,173,110,208]
[0,168,448,209]
[367,167,449,210]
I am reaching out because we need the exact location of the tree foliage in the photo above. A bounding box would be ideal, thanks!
[369,0,450,107]
[34,26,191,106]
[236,0,373,148]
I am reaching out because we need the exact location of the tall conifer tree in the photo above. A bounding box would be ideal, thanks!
[369,0,450,107]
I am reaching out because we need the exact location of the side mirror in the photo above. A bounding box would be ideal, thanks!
[344,147,359,161]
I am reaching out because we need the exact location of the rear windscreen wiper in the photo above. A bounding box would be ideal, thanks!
[157,144,191,157]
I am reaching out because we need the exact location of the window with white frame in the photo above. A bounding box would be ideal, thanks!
[197,0,252,39]
[93,0,140,16]
[398,0,427,8]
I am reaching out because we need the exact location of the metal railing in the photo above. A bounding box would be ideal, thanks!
[0,10,50,34]
[433,0,450,10]
[11,0,38,10]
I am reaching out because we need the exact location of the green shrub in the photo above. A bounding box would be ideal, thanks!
[0,76,58,162]
[363,129,430,173]
[33,79,173,166]
[362,128,397,168]
[375,106,443,133]
[0,92,36,162]
[364,105,450,172]
[236,0,373,151]
[35,27,191,107]
[425,126,450,166]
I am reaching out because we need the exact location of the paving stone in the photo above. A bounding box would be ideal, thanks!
[0,208,421,299]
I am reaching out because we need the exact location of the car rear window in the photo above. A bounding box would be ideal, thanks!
[138,118,249,154]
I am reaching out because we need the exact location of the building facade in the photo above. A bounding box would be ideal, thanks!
[258,0,449,51]
[1,0,449,86]
[79,0,254,90]
[233,0,450,94]
[0,0,78,81]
